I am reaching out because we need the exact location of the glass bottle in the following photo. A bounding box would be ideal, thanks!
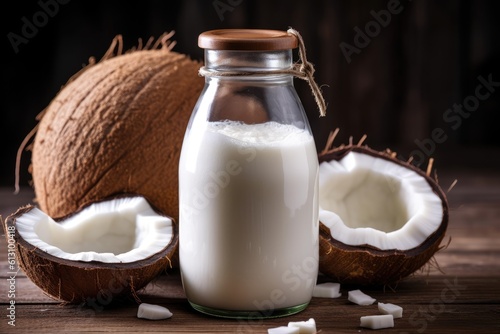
[178,29,319,319]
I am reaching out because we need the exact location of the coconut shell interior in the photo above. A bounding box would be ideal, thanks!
[318,145,449,285]
[3,200,178,303]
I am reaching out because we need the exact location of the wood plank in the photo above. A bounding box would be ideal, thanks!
[3,268,500,303]
[0,266,500,333]
[1,275,499,333]
[3,304,499,333]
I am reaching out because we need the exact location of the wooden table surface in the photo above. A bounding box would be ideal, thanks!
[1,169,499,333]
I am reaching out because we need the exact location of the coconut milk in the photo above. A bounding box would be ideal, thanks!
[179,121,319,312]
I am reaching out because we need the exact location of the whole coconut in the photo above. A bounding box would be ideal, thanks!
[30,34,204,223]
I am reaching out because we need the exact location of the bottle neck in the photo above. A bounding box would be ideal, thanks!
[204,49,293,74]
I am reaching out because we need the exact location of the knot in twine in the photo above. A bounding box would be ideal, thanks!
[198,28,327,117]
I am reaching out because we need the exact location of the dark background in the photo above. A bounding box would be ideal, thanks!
[3,0,499,188]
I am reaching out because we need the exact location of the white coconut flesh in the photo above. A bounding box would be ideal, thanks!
[319,151,443,251]
[15,197,174,263]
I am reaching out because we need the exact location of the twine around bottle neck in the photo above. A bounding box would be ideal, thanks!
[198,28,327,117]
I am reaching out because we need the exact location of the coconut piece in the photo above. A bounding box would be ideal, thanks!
[378,302,403,318]
[287,318,316,334]
[137,303,173,320]
[268,326,300,334]
[348,290,376,305]
[4,196,178,303]
[312,282,341,298]
[360,315,394,329]
[318,138,449,285]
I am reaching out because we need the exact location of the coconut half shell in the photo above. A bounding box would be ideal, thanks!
[3,196,178,303]
[318,140,449,286]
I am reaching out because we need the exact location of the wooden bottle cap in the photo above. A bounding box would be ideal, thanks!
[198,29,298,51]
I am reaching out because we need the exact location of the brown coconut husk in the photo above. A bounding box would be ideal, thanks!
[16,32,204,227]
[318,130,451,286]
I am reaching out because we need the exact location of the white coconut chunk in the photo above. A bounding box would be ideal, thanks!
[319,151,443,250]
[287,318,316,333]
[15,197,174,263]
[312,282,341,298]
[378,302,403,318]
[360,314,394,329]
[348,289,376,305]
[137,303,173,320]
[268,326,300,334]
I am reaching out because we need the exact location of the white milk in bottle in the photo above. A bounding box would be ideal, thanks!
[179,121,319,314]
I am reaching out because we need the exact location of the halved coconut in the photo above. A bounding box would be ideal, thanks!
[318,135,449,285]
[3,196,177,303]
